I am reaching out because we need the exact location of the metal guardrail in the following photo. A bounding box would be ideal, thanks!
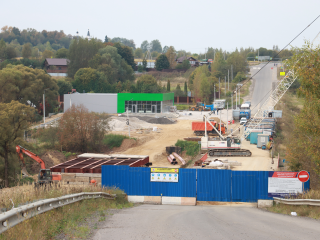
[273,197,320,206]
[0,192,116,234]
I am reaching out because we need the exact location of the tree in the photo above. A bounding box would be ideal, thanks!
[57,79,72,95]
[200,75,211,103]
[155,54,170,71]
[151,40,162,53]
[284,43,320,185]
[114,42,135,69]
[0,64,59,112]
[142,58,147,70]
[227,51,247,77]
[0,101,34,187]
[184,82,188,96]
[247,52,255,59]
[0,39,6,59]
[22,43,32,59]
[176,59,191,69]
[68,38,104,78]
[42,49,54,59]
[141,40,149,53]
[151,51,159,58]
[136,74,161,93]
[232,72,246,83]
[73,68,107,93]
[165,46,177,69]
[97,46,134,83]
[55,48,68,58]
[167,80,170,92]
[58,104,110,152]
[5,46,17,59]
[135,48,143,58]
[174,83,184,97]
[104,35,108,43]
[110,37,135,49]
[162,46,169,53]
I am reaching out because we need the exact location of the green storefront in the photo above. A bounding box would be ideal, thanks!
[117,93,174,113]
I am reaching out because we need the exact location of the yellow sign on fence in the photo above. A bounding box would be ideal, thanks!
[151,168,179,173]
[280,72,285,76]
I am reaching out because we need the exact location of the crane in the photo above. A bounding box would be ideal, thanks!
[16,145,61,185]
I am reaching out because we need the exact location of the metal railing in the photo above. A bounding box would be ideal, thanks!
[274,197,320,206]
[0,192,116,234]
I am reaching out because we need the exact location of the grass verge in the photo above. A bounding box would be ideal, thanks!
[0,191,132,239]
[268,203,320,219]
[175,140,199,156]
[175,104,191,110]
[103,134,130,149]
[0,184,114,210]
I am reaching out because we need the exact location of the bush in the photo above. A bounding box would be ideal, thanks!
[103,134,129,149]
[175,140,199,156]
[175,105,190,110]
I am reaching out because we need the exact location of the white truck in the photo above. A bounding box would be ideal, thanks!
[213,99,226,110]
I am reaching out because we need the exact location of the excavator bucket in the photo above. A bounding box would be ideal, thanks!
[21,166,29,177]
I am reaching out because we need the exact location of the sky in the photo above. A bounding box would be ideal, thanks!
[2,0,320,53]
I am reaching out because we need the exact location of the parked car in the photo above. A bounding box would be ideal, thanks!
[244,101,251,107]
[240,117,247,125]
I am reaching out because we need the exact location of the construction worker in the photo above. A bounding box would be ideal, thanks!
[40,171,44,179]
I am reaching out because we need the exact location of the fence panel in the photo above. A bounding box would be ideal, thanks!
[232,171,257,202]
[102,166,196,197]
[197,169,231,201]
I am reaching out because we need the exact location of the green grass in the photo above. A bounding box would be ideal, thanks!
[175,104,191,110]
[0,190,132,239]
[103,134,131,149]
[175,140,199,156]
[268,203,320,219]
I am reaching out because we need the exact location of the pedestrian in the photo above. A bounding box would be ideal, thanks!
[239,128,240,133]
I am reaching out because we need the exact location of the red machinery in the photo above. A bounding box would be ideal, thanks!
[16,145,61,184]
[192,121,225,136]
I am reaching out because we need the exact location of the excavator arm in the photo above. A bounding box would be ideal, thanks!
[16,145,46,176]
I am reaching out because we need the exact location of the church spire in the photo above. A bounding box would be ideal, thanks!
[87,29,90,37]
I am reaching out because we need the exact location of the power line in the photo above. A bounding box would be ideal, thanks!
[234,14,320,96]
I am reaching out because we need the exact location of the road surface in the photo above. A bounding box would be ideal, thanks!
[92,205,320,240]
[250,63,278,114]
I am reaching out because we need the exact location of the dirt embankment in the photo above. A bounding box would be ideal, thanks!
[30,151,66,173]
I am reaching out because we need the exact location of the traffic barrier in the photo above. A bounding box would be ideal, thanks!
[128,196,145,203]
[162,197,182,205]
[257,200,273,208]
[181,197,196,206]
[273,197,320,206]
[144,196,161,204]
[0,192,116,234]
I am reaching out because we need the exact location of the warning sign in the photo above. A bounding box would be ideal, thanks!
[268,172,302,198]
[150,173,179,182]
[151,168,179,173]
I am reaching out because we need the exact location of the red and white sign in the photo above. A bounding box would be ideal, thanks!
[298,171,309,183]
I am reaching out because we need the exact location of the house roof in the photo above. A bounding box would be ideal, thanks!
[45,58,69,66]
[176,56,187,62]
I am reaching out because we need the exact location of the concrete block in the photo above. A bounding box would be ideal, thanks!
[61,173,76,177]
[144,196,161,204]
[258,200,273,208]
[128,196,145,203]
[75,177,90,182]
[181,197,196,206]
[76,173,102,177]
[162,197,182,205]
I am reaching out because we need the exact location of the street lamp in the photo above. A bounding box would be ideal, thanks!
[43,88,49,125]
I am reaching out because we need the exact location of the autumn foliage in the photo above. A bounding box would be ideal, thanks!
[58,105,110,153]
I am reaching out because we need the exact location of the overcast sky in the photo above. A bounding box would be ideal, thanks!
[2,0,320,53]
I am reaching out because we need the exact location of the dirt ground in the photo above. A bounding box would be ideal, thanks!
[112,119,194,167]
[111,115,275,171]
[30,150,66,173]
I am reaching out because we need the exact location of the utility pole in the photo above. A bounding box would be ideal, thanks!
[219,110,221,136]
[43,88,49,125]
[126,107,130,137]
[236,88,237,109]
[225,76,226,96]
[231,65,233,81]
[224,51,226,60]
[232,94,233,110]
[227,102,228,132]
[219,78,220,99]
[239,87,241,106]
[205,48,207,59]
[228,69,229,91]
[214,84,215,102]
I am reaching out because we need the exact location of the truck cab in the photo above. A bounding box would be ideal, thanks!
[38,169,53,184]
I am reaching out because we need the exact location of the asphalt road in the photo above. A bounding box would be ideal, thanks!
[92,205,320,240]
[250,63,278,114]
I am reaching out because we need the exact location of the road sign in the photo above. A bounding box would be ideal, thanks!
[280,72,285,76]
[298,171,309,182]
[151,168,179,173]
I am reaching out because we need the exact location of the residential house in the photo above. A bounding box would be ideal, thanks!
[176,56,199,67]
[44,58,69,77]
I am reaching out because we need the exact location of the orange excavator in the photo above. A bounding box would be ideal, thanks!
[16,145,61,185]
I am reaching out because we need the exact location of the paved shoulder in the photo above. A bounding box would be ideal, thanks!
[92,205,320,240]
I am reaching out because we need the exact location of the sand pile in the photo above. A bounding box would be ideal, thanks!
[109,117,155,131]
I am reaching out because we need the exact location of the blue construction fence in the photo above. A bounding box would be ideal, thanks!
[101,166,310,202]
